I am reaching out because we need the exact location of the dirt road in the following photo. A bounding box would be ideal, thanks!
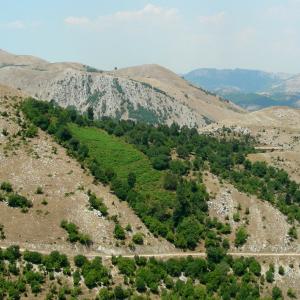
[2,244,300,259]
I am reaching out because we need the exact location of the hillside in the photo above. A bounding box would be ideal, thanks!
[1,87,300,297]
[205,106,300,185]
[114,64,244,122]
[0,50,245,128]
[0,49,47,67]
[184,68,300,110]
[269,74,300,106]
[184,68,287,93]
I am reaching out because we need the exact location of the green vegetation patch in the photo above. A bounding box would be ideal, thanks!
[69,123,174,206]
[60,220,92,246]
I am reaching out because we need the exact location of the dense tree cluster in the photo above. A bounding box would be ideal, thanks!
[0,244,291,299]
[111,254,270,299]
[21,98,300,253]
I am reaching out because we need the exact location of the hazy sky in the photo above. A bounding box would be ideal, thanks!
[1,0,300,73]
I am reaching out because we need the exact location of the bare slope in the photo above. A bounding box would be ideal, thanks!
[0,89,176,256]
[204,106,300,185]
[0,50,244,128]
[114,64,245,122]
[0,49,47,66]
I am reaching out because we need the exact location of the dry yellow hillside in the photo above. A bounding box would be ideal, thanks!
[114,64,245,122]
[0,49,47,66]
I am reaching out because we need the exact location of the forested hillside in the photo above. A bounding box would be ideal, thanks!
[22,99,300,251]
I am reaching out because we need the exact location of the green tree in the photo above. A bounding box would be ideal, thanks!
[127,172,136,189]
[87,106,94,120]
[132,233,144,245]
[235,227,248,247]
[114,224,125,240]
[272,286,283,300]
[163,173,178,191]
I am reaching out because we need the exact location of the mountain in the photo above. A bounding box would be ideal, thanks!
[0,48,47,67]
[1,72,300,298]
[0,50,244,128]
[184,68,299,110]
[184,68,287,93]
[268,74,300,107]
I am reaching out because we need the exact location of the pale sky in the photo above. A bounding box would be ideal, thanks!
[1,0,300,74]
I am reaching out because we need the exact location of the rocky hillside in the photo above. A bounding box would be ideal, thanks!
[0,50,243,127]
[204,105,300,186]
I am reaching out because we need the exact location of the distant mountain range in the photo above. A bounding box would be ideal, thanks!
[184,68,300,110]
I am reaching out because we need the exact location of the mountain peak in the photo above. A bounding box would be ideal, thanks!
[0,48,48,66]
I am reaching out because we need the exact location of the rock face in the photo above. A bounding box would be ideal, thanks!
[0,50,243,127]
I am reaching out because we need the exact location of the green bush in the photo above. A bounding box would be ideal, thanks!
[114,224,125,240]
[88,193,108,216]
[74,255,88,268]
[235,227,248,247]
[272,286,283,300]
[81,257,110,289]
[0,182,13,192]
[25,125,38,138]
[8,194,32,208]
[23,251,43,265]
[42,251,70,272]
[163,173,178,191]
[127,172,136,188]
[61,220,92,246]
[132,233,144,245]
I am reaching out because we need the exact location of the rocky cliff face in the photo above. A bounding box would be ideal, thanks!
[0,50,243,127]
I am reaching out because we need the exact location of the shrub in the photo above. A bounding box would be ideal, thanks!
[132,233,144,245]
[163,173,178,191]
[127,172,136,188]
[88,193,108,216]
[278,265,284,276]
[169,160,189,175]
[3,245,21,262]
[233,212,240,222]
[61,220,92,246]
[25,125,38,138]
[42,251,70,272]
[266,265,274,283]
[287,288,297,298]
[8,194,32,208]
[174,217,204,249]
[272,286,283,300]
[116,257,136,276]
[114,224,125,240]
[176,145,189,159]
[74,255,88,268]
[0,181,13,192]
[235,227,248,247]
[81,257,110,289]
[111,178,129,201]
[151,155,169,170]
[125,224,132,232]
[36,186,43,194]
[23,251,43,265]
[288,226,298,240]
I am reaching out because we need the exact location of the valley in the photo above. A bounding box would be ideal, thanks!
[184,68,300,110]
